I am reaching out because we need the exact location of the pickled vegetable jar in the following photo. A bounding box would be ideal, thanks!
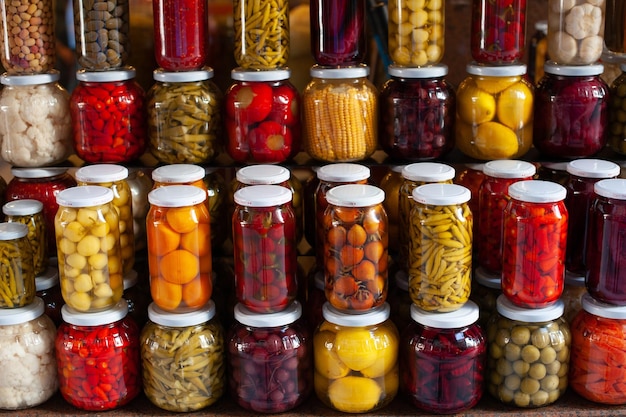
[0,222,34,309]
[379,165,403,255]
[408,183,472,312]
[232,185,297,313]
[228,301,312,413]
[55,186,123,312]
[147,69,223,164]
[477,160,536,275]
[0,72,72,168]
[146,185,212,312]
[323,184,389,312]
[153,0,207,70]
[0,297,57,410]
[608,64,626,155]
[387,0,444,66]
[502,180,568,308]
[401,301,486,414]
[70,68,147,163]
[56,299,141,411]
[35,266,63,326]
[456,64,533,160]
[303,66,377,162]
[141,301,225,412]
[379,65,455,161]
[487,295,570,408]
[3,199,47,276]
[314,302,399,413]
[533,62,609,159]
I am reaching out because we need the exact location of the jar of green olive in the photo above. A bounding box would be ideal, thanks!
[0,222,35,308]
[3,199,47,276]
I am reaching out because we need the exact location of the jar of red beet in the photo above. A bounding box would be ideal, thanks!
[70,67,147,163]
[477,160,536,276]
[379,65,455,162]
[227,301,312,413]
[225,68,300,164]
[533,62,609,159]
[36,266,63,326]
[501,180,568,308]
[56,299,141,411]
[152,0,207,70]
[400,301,486,414]
[564,159,620,278]
[470,0,527,64]
[232,185,297,313]
[586,178,626,305]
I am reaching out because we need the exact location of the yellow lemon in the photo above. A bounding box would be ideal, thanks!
[328,376,382,413]
[360,328,399,378]
[379,366,400,397]
[475,75,521,94]
[455,120,481,159]
[314,331,350,379]
[457,82,496,125]
[474,122,519,159]
[314,371,330,396]
[497,83,534,130]
[334,328,379,371]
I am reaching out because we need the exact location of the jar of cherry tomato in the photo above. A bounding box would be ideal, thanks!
[232,185,297,313]
[564,159,620,278]
[0,223,34,309]
[470,0,527,64]
[35,266,63,326]
[152,0,207,70]
[70,67,147,163]
[533,62,609,159]
[379,166,403,255]
[314,302,399,413]
[501,180,568,308]
[388,270,411,333]
[323,184,389,312]
[379,65,455,161]
[225,68,301,164]
[123,270,148,328]
[56,299,141,411]
[146,185,212,312]
[477,160,536,276]
[456,64,533,160]
[3,199,47,276]
[228,301,312,413]
[471,266,502,329]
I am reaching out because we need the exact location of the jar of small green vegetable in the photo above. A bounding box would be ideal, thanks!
[0,222,35,308]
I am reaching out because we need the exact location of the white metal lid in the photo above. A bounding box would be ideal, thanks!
[236,165,290,185]
[233,184,292,207]
[234,300,302,327]
[10,167,69,179]
[410,300,480,328]
[0,297,44,325]
[35,266,59,291]
[483,160,537,179]
[412,183,471,205]
[474,266,502,290]
[496,294,564,322]
[581,293,626,319]
[148,300,216,327]
[231,67,291,81]
[123,269,138,290]
[387,64,448,79]
[535,20,548,33]
[401,162,455,182]
[310,65,370,79]
[76,67,137,82]
[565,270,585,287]
[1,70,61,85]
[148,184,207,207]
[75,164,129,183]
[152,164,206,183]
[153,67,214,82]
[544,61,604,77]
[594,178,626,200]
[566,159,620,179]
[56,185,114,207]
[61,299,129,326]
[317,163,371,182]
[326,184,385,207]
[322,302,390,326]
[0,222,29,240]
[3,199,43,216]
[508,180,567,203]
[466,63,527,77]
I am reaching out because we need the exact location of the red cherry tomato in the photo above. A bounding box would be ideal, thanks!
[248,120,293,163]
[267,84,299,126]
[225,82,273,123]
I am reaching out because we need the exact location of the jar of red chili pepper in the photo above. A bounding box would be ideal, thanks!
[228,301,312,413]
[3,199,47,276]
[501,180,568,308]
[56,299,141,411]
[533,62,609,159]
[35,266,63,326]
[225,68,301,164]
[477,160,536,276]
[379,65,455,162]
[0,222,34,309]
[70,67,147,163]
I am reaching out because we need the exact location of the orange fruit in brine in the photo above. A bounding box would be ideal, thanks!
[199,253,212,274]
[352,260,377,281]
[339,245,364,266]
[151,276,182,311]
[335,207,360,224]
[333,276,359,296]
[364,240,384,263]
[166,207,198,234]
[182,274,212,309]
[327,226,347,247]
[147,222,180,256]
[347,224,367,247]
[159,249,199,285]
[180,223,211,256]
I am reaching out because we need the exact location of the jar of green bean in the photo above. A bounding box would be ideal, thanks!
[0,222,34,308]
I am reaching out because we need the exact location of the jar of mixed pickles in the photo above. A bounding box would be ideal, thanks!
[608,64,626,155]
[35,266,63,326]
[0,222,34,309]
[3,199,47,276]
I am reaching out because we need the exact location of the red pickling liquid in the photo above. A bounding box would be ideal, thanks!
[471,0,527,64]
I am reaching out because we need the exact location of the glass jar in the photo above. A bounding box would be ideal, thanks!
[0,222,34,308]
[310,0,366,66]
[547,0,605,65]
[314,302,399,413]
[456,64,533,160]
[3,199,47,276]
[123,270,148,328]
[152,0,207,70]
[608,64,626,155]
[562,273,586,324]
[146,185,212,312]
[387,0,444,66]
[471,267,502,329]
[408,183,472,312]
[56,299,141,411]
[35,266,63,326]
[303,66,377,162]
[55,186,123,312]
[233,0,289,69]
[73,0,129,69]
[501,180,568,308]
[141,301,225,412]
[533,63,609,159]
[487,295,570,408]
[529,21,549,85]
[70,68,147,163]
[151,163,206,189]
[232,185,297,313]
[477,160,537,276]
[605,0,626,57]
[454,163,486,248]
[225,68,301,164]
[379,65,455,161]
[228,301,312,413]
[147,69,223,164]
[323,184,388,312]
[470,0,527,64]
[0,297,57,410]
[401,301,486,414]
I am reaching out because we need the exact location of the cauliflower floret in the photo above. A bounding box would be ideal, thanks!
[548,30,578,64]
[19,90,50,125]
[565,4,603,39]
[579,35,604,63]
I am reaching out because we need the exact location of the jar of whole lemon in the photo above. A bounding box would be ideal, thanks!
[456,64,533,160]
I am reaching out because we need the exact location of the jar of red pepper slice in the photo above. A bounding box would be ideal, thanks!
[70,67,147,164]
[501,180,568,308]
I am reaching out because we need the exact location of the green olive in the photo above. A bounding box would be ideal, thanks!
[520,377,540,395]
[495,328,511,347]
[489,343,504,360]
[497,358,513,376]
[505,343,521,361]
[514,391,531,407]
[512,360,530,376]
[559,376,568,391]
[557,362,569,378]
[540,346,557,364]
[499,386,515,403]
[540,374,559,391]
[529,362,547,380]
[531,390,549,407]
[521,345,540,363]
[530,328,551,349]
[556,345,570,362]
[545,360,561,375]
[504,374,521,391]
[510,326,531,345]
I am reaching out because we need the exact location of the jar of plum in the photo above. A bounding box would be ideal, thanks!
[501,180,568,308]
[314,302,398,413]
[228,301,312,413]
[456,64,533,160]
[608,63,626,155]
[35,266,63,326]
[533,62,609,159]
[0,222,34,308]
[379,65,455,161]
[323,184,389,312]
[3,199,47,276]
[471,0,527,64]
